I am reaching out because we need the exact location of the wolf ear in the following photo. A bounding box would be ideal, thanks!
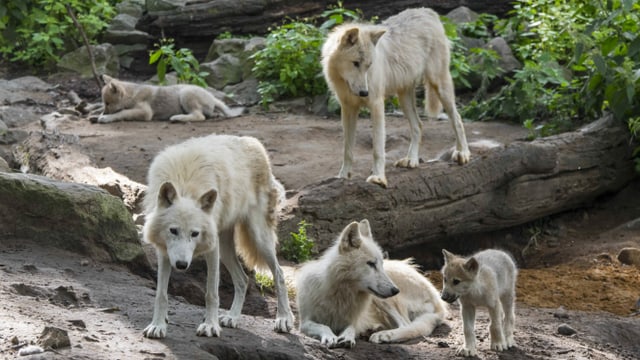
[101,74,113,84]
[339,221,361,253]
[464,257,479,274]
[158,182,177,208]
[358,219,372,238]
[370,29,386,46]
[340,27,359,48]
[199,189,217,212]
[442,249,454,263]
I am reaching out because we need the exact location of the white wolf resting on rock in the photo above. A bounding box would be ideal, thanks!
[96,75,244,123]
[441,249,517,357]
[322,7,471,188]
[296,219,447,348]
[142,134,293,338]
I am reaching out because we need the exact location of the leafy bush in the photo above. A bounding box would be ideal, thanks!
[149,38,209,87]
[0,0,117,67]
[280,220,314,263]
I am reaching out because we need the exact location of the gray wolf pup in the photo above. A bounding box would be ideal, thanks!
[441,249,517,356]
[296,219,447,347]
[97,74,244,123]
[322,8,471,188]
[142,134,294,338]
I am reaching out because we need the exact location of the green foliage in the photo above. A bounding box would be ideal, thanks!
[0,0,117,67]
[251,2,362,107]
[280,220,314,264]
[149,38,209,87]
[254,272,274,296]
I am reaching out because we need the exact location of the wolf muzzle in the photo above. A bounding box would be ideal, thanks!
[440,292,459,304]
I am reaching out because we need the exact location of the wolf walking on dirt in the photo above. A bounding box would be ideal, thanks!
[97,75,244,123]
[322,8,471,188]
[296,219,447,348]
[141,134,294,338]
[441,249,517,357]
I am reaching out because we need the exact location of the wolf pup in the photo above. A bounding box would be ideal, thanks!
[142,134,294,338]
[441,249,517,357]
[322,8,470,188]
[296,219,447,347]
[97,75,244,123]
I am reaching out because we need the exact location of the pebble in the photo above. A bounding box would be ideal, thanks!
[617,247,640,266]
[553,306,570,319]
[557,323,577,336]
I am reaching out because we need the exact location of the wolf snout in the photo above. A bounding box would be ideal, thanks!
[440,292,458,304]
[390,286,400,296]
[358,90,369,97]
[175,260,189,270]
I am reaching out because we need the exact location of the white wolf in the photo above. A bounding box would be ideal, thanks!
[97,74,244,123]
[322,8,471,188]
[142,134,294,339]
[441,249,517,357]
[296,219,447,348]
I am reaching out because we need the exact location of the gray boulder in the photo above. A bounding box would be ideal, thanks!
[201,54,243,90]
[0,172,148,272]
[0,106,40,128]
[0,77,55,106]
[486,37,521,74]
[58,44,120,78]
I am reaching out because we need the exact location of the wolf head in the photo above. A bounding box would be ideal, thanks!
[144,182,217,271]
[440,249,480,303]
[100,74,127,115]
[326,26,386,98]
[336,219,399,298]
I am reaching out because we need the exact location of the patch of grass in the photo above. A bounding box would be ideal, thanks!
[280,220,314,263]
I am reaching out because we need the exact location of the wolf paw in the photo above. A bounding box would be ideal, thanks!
[369,330,395,343]
[319,334,339,348]
[366,175,388,188]
[394,157,419,168]
[336,335,356,348]
[451,149,471,165]
[491,340,509,352]
[96,114,113,124]
[196,322,221,337]
[143,323,167,339]
[219,314,240,328]
[456,346,477,357]
[273,315,294,333]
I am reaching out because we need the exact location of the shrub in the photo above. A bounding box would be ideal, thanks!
[0,0,117,67]
[148,38,209,87]
[280,220,314,263]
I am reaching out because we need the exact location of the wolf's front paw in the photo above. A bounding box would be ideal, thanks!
[394,157,419,168]
[452,148,470,165]
[219,314,240,328]
[337,334,356,348]
[143,323,167,339]
[274,314,294,333]
[505,335,516,348]
[369,330,395,344]
[366,175,387,188]
[319,334,339,348]
[491,340,509,352]
[96,114,113,123]
[196,321,221,337]
[456,345,477,357]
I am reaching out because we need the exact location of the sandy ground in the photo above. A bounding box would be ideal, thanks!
[0,74,639,359]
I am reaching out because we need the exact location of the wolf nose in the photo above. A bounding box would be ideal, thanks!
[175,261,189,270]
[391,287,400,296]
[358,90,369,97]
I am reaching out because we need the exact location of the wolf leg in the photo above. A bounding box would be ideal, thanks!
[169,110,206,122]
[365,98,387,188]
[369,312,441,343]
[300,320,339,347]
[143,251,172,338]
[488,300,507,351]
[97,106,152,123]
[501,292,517,348]
[457,302,477,357]
[196,247,222,337]
[433,73,470,165]
[337,325,357,348]
[218,228,247,329]
[338,104,359,180]
[394,87,422,169]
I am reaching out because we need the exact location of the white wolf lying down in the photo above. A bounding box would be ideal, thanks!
[142,133,293,338]
[296,219,447,347]
[97,74,244,123]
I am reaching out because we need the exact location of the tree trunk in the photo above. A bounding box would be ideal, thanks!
[137,0,513,57]
[277,115,637,253]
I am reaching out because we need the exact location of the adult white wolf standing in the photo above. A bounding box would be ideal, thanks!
[141,134,294,338]
[322,8,471,188]
[296,219,447,348]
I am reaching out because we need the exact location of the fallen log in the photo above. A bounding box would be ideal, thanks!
[278,115,637,253]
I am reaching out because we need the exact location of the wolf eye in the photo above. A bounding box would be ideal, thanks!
[353,61,360,68]
[169,227,178,235]
[367,261,376,269]
[453,279,460,285]
[191,231,200,238]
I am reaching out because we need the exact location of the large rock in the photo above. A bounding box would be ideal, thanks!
[0,77,55,106]
[201,54,243,90]
[57,44,120,78]
[0,106,40,128]
[0,172,148,272]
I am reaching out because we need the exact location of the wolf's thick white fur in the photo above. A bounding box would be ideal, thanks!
[296,220,446,348]
[322,8,470,188]
[97,75,243,123]
[441,249,517,357]
[142,134,293,338]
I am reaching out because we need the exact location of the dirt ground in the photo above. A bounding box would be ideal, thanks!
[1,74,639,359]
